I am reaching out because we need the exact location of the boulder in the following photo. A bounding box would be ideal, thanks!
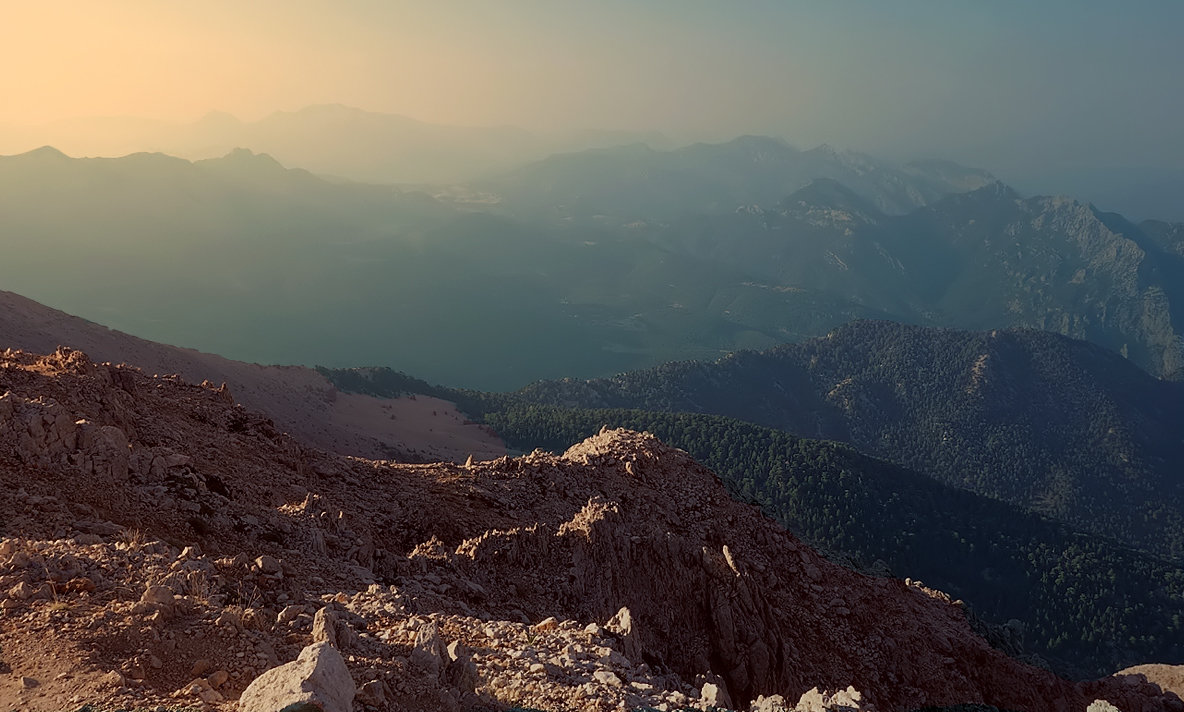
[445,640,480,694]
[311,605,357,648]
[410,620,447,678]
[356,679,386,707]
[605,606,643,663]
[702,681,733,709]
[239,642,355,712]
[796,686,870,712]
[255,554,282,575]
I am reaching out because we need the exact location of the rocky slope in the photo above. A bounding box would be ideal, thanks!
[0,347,1177,711]
[0,290,503,462]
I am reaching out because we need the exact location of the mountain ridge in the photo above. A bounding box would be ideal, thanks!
[0,290,502,463]
[508,320,1184,560]
[479,135,995,222]
[0,346,1176,711]
[0,106,671,185]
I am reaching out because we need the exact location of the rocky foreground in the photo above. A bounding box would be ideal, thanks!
[0,347,1179,712]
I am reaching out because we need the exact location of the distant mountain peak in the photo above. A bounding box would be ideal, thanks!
[706,134,797,158]
[977,180,1021,200]
[728,134,792,148]
[807,142,840,156]
[937,180,1021,207]
[785,177,870,203]
[210,147,286,168]
[12,145,70,160]
[779,178,883,225]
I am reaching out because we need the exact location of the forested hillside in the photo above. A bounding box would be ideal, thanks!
[510,321,1184,560]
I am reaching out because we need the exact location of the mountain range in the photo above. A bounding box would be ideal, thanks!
[475,136,995,222]
[4,142,1182,388]
[0,105,669,185]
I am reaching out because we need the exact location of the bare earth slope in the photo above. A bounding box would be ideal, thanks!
[0,348,1177,712]
[0,290,502,462]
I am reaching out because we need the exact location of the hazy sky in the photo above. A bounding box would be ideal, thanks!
[4,1,1182,193]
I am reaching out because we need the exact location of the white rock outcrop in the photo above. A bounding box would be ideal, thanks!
[238,642,355,712]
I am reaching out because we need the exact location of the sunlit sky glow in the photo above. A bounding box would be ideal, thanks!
[3,1,1182,197]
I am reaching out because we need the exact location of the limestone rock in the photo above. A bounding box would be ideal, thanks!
[410,620,447,678]
[444,640,479,694]
[702,681,733,709]
[357,679,387,707]
[796,686,871,712]
[311,605,357,649]
[751,693,791,712]
[605,606,642,663]
[239,642,355,712]
[278,604,305,625]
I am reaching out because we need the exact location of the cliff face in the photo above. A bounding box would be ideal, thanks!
[0,347,1177,712]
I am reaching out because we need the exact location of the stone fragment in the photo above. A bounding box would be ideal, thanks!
[751,694,791,712]
[701,681,733,709]
[445,640,479,694]
[605,606,642,663]
[140,585,175,607]
[357,679,386,706]
[65,577,96,593]
[796,686,867,712]
[255,554,281,575]
[239,642,355,712]
[216,608,242,629]
[100,671,124,688]
[312,606,345,647]
[243,606,276,631]
[410,621,447,678]
[278,604,305,625]
[593,670,622,686]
